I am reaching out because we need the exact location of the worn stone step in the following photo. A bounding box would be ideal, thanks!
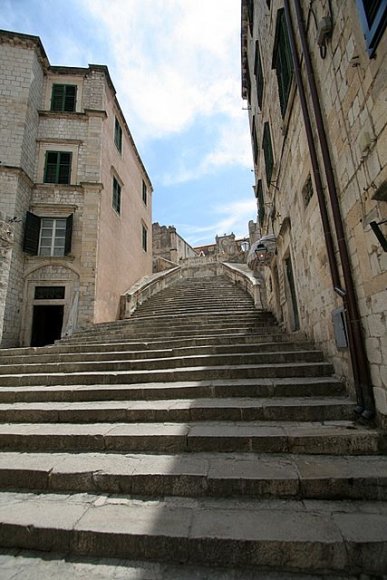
[0,350,326,376]
[0,377,346,403]
[0,491,385,573]
[0,550,356,580]
[58,329,286,347]
[0,421,382,454]
[0,361,335,387]
[0,397,353,424]
[0,334,295,358]
[0,341,315,365]
[0,451,386,501]
[63,328,284,344]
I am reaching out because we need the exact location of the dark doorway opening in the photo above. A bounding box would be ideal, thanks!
[31,305,64,346]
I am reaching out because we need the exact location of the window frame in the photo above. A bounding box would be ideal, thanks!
[112,176,122,214]
[254,40,264,110]
[114,117,123,153]
[356,0,387,56]
[256,180,265,227]
[252,116,259,164]
[23,212,73,257]
[44,151,72,185]
[262,122,274,185]
[142,223,148,252]
[142,180,147,206]
[272,9,294,117]
[50,84,77,112]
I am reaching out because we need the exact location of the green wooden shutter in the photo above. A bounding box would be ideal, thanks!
[64,214,73,255]
[254,41,264,109]
[257,180,265,227]
[23,211,41,255]
[263,123,274,184]
[58,152,71,184]
[51,85,65,111]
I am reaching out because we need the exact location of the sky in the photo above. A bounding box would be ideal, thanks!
[1,0,256,247]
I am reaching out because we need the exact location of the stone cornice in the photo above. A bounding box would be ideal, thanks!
[38,111,89,121]
[0,165,34,187]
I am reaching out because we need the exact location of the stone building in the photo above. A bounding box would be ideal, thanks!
[241,1,386,422]
[152,223,197,271]
[0,30,153,347]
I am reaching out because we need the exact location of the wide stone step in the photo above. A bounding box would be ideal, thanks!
[0,341,314,365]
[0,451,386,500]
[0,421,381,454]
[0,550,352,580]
[0,397,353,423]
[0,361,335,387]
[0,491,385,574]
[0,350,326,375]
[0,377,346,403]
[0,452,387,501]
[62,326,284,344]
[69,320,278,339]
[59,330,286,348]
[0,333,296,357]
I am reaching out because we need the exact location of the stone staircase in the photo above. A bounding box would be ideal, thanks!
[0,274,386,578]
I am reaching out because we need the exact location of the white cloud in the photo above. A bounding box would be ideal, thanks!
[80,0,247,145]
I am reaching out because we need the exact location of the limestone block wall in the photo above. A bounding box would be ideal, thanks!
[0,33,45,345]
[152,223,197,267]
[242,0,387,418]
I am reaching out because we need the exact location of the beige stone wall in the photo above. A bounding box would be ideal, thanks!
[152,223,197,267]
[243,1,387,418]
[95,76,153,323]
[0,31,153,345]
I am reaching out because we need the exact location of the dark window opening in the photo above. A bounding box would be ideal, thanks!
[114,117,123,152]
[248,0,254,35]
[302,174,314,207]
[252,116,259,163]
[256,180,265,227]
[142,224,148,252]
[44,151,71,184]
[254,41,264,109]
[356,0,387,56]
[262,122,274,185]
[113,177,121,214]
[51,84,77,112]
[142,180,147,205]
[272,9,294,117]
[34,286,65,300]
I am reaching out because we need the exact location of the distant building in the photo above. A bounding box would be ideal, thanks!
[0,30,153,347]
[195,233,249,262]
[241,1,386,421]
[152,223,197,271]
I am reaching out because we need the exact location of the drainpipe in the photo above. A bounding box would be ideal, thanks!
[287,0,375,419]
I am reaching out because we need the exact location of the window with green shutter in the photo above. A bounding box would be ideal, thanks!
[142,224,148,252]
[272,9,293,117]
[113,177,121,214]
[254,40,264,110]
[263,122,274,185]
[142,180,147,205]
[44,152,72,184]
[252,116,259,164]
[256,180,265,227]
[248,0,254,35]
[114,117,123,152]
[23,212,73,256]
[51,84,77,112]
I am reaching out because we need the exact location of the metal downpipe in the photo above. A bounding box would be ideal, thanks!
[291,0,375,419]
